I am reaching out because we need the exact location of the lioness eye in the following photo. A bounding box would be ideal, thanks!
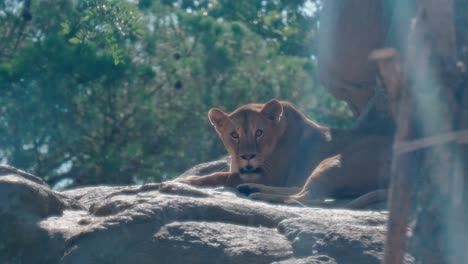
[231,131,239,139]
[255,129,263,137]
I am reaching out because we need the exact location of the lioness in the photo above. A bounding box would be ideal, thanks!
[178,99,391,208]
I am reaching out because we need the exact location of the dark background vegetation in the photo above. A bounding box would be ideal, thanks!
[0,0,352,189]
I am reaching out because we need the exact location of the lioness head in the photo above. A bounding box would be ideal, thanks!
[208,99,286,182]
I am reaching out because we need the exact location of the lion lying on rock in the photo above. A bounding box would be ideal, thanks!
[178,99,392,208]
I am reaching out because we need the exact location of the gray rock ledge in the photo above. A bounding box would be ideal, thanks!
[1,170,393,264]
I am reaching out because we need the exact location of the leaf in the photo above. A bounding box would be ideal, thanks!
[80,16,90,23]
[68,37,81,44]
[61,22,71,35]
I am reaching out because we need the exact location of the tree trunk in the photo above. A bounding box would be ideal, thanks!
[375,0,468,263]
[318,0,468,263]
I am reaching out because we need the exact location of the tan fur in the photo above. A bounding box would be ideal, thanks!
[177,100,391,208]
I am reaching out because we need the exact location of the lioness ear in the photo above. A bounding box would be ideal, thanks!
[261,99,283,123]
[208,108,229,129]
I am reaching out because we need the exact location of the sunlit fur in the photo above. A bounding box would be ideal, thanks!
[208,100,286,183]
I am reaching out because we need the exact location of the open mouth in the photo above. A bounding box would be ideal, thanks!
[239,167,263,174]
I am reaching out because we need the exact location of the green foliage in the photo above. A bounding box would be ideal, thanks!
[60,0,144,64]
[160,0,321,57]
[0,0,352,189]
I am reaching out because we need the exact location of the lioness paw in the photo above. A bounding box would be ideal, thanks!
[237,183,264,196]
[247,192,264,200]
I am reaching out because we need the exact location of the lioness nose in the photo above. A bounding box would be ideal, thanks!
[240,154,256,160]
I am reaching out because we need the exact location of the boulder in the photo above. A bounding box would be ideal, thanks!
[318,0,388,116]
[1,168,396,264]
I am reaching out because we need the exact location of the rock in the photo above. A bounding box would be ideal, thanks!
[0,175,82,217]
[154,221,293,264]
[0,174,83,263]
[278,211,387,263]
[0,164,48,186]
[273,256,337,264]
[0,167,397,264]
[318,0,387,116]
[179,156,230,177]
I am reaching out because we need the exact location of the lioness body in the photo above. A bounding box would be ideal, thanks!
[179,100,391,207]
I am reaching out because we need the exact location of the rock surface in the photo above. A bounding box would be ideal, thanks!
[179,156,230,177]
[317,1,388,116]
[1,169,393,264]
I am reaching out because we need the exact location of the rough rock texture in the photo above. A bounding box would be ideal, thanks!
[179,156,230,177]
[1,170,393,264]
